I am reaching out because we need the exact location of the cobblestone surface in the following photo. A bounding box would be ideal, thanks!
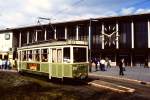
[90,65,150,82]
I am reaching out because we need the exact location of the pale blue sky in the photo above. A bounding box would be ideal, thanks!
[0,0,150,28]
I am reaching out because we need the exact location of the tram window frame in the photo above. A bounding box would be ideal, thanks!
[73,47,86,63]
[63,47,70,63]
[22,51,27,61]
[41,49,48,62]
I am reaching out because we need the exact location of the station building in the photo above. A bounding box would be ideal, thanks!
[1,13,150,67]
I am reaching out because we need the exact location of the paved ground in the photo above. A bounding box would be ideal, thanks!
[1,70,149,100]
[90,65,150,82]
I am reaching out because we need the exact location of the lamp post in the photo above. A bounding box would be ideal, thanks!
[89,18,98,72]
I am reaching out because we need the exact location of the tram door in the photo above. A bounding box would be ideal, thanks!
[52,48,63,78]
[52,49,62,63]
[57,49,62,63]
[52,49,57,63]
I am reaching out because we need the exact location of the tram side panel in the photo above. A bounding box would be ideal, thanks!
[18,62,88,79]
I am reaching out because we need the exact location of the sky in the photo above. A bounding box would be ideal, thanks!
[0,0,150,28]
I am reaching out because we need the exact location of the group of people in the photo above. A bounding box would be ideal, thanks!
[0,59,11,70]
[92,57,111,72]
[91,57,126,76]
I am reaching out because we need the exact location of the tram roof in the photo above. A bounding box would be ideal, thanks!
[17,40,88,50]
[0,13,150,32]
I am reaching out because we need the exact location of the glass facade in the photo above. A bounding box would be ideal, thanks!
[119,22,132,48]
[46,28,54,40]
[56,26,65,40]
[37,30,45,41]
[134,21,148,48]
[92,24,102,50]
[21,31,27,46]
[67,26,76,40]
[79,25,88,41]
[29,30,36,43]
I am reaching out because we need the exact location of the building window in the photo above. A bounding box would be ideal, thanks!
[79,25,88,41]
[46,29,54,40]
[56,26,65,40]
[21,32,27,46]
[92,24,102,50]
[37,30,45,41]
[134,21,148,48]
[67,26,76,40]
[119,22,131,48]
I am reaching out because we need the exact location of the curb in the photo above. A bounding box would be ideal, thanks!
[89,73,150,86]
[88,81,135,93]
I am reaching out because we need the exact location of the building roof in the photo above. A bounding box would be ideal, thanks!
[0,13,150,32]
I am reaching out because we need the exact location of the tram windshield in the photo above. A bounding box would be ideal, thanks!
[63,47,70,63]
[73,47,86,62]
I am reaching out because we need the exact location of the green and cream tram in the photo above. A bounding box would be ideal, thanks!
[17,40,89,79]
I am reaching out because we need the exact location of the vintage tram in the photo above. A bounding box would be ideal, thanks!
[17,40,89,79]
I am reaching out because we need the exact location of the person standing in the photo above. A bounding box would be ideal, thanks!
[5,59,8,69]
[94,58,98,71]
[122,59,126,71]
[7,60,11,69]
[144,59,148,68]
[100,58,106,71]
[107,59,111,68]
[119,58,124,76]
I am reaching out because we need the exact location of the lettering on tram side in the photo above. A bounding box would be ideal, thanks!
[27,63,40,71]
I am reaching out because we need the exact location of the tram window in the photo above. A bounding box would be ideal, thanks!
[73,47,86,62]
[28,50,32,61]
[35,50,40,61]
[22,51,26,61]
[41,49,48,62]
[63,48,70,63]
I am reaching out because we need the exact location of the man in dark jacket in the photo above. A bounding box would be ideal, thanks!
[119,59,124,76]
